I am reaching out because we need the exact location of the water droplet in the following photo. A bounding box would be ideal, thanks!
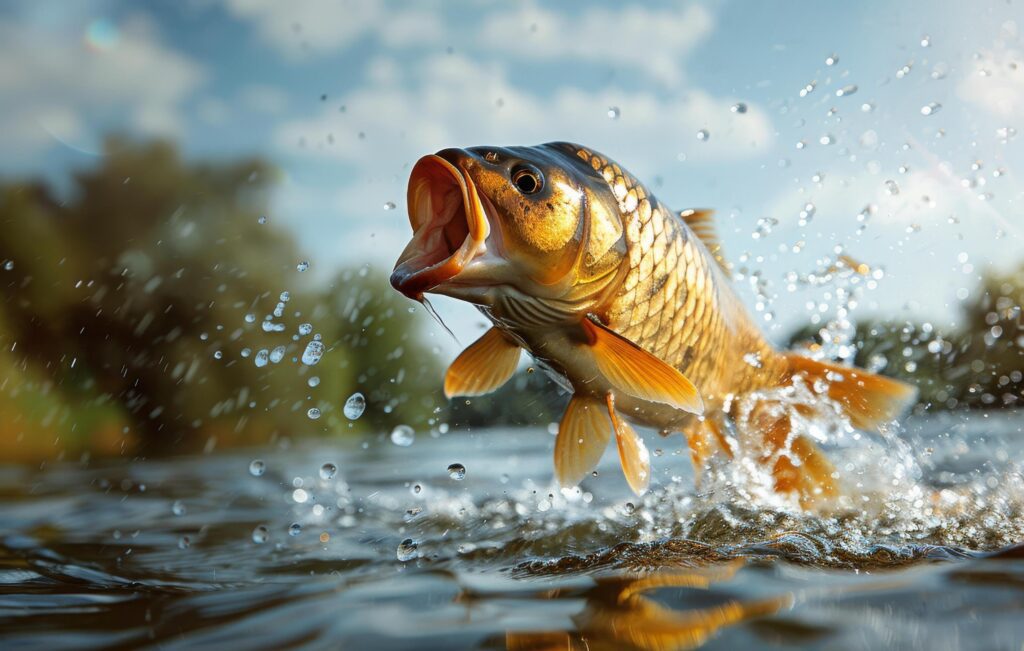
[696,129,709,141]
[249,459,266,476]
[835,84,858,97]
[258,215,268,225]
[861,102,875,112]
[607,106,620,119]
[241,348,251,358]
[730,102,747,114]
[269,346,286,364]
[171,500,186,516]
[3,261,14,271]
[447,463,466,480]
[319,463,337,480]
[920,102,941,116]
[344,392,366,420]
[296,261,309,272]
[307,376,320,388]
[623,502,636,515]
[885,179,901,195]
[279,291,291,303]
[213,350,223,360]
[743,352,764,368]
[396,538,418,561]
[301,340,324,365]
[289,523,302,537]
[178,536,191,549]
[245,313,256,323]
[825,53,839,66]
[819,134,835,145]
[404,506,424,521]
[383,201,396,210]
[298,323,313,336]
[391,425,415,447]
[307,407,321,420]
[254,349,269,367]
[997,126,1017,142]
[920,35,931,47]
[252,525,269,544]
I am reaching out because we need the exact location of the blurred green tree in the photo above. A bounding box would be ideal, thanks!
[0,137,442,459]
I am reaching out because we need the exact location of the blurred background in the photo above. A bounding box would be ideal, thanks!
[1,0,1021,461]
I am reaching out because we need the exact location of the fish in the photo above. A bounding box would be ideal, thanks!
[391,142,917,504]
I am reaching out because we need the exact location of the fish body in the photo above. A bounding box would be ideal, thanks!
[391,142,916,503]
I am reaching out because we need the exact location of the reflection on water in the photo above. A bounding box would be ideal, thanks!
[504,562,793,651]
[1,410,1023,649]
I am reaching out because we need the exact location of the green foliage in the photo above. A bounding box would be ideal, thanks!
[0,137,442,458]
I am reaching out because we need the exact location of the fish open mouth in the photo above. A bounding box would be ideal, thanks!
[390,154,490,299]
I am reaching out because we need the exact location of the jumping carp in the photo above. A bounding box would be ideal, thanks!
[391,143,916,504]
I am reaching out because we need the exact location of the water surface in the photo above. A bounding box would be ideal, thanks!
[2,410,1024,649]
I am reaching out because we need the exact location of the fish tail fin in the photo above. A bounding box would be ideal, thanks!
[748,401,838,505]
[782,353,918,430]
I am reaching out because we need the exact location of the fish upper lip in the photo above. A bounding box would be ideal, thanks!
[390,154,490,299]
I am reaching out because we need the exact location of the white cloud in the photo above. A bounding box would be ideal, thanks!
[274,53,774,174]
[0,16,204,157]
[478,2,714,86]
[239,84,289,114]
[958,44,1024,119]
[223,0,440,58]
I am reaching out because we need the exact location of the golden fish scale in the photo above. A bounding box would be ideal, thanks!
[574,148,782,407]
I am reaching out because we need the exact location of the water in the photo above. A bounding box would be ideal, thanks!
[1,410,1023,649]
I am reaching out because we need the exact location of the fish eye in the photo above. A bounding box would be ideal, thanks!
[511,165,543,194]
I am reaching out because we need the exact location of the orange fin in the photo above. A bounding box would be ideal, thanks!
[748,401,838,505]
[444,327,521,398]
[581,317,703,415]
[554,395,612,488]
[682,416,733,485]
[784,354,918,430]
[680,208,730,276]
[606,394,651,495]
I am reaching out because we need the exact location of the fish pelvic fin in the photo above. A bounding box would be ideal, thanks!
[554,394,612,488]
[581,317,704,415]
[746,400,839,506]
[783,353,918,430]
[606,394,651,496]
[443,327,521,398]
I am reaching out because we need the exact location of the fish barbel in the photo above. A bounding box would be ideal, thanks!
[391,143,916,504]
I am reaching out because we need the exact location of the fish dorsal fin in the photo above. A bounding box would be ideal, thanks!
[554,395,612,487]
[606,394,651,495]
[581,317,704,415]
[444,327,521,398]
[679,209,730,277]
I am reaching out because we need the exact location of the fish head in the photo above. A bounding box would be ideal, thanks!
[390,143,627,317]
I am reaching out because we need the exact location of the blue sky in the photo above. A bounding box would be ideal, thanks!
[2,0,1023,350]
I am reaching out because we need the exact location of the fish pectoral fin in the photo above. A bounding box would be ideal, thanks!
[581,317,704,415]
[444,327,521,398]
[554,395,613,487]
[605,394,651,495]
